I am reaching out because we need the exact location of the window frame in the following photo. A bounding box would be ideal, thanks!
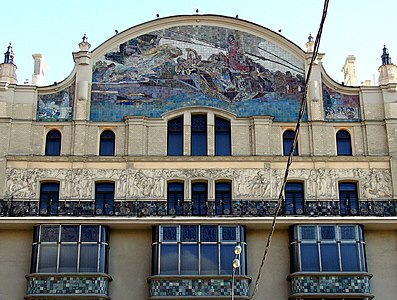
[45,129,62,156]
[283,129,298,156]
[215,116,231,156]
[215,181,232,215]
[191,114,207,156]
[336,129,352,156]
[99,129,116,156]
[95,181,115,216]
[31,224,109,274]
[192,181,208,216]
[339,181,359,216]
[167,181,184,215]
[285,181,304,215]
[39,181,60,216]
[167,116,184,156]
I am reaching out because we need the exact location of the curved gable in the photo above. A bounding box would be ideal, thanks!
[90,15,306,122]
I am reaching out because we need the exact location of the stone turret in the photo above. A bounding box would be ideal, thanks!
[341,55,358,86]
[0,43,17,84]
[378,45,397,85]
[305,33,314,53]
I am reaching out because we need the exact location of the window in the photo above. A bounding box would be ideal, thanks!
[31,225,109,273]
[339,182,359,216]
[191,115,207,156]
[285,182,304,215]
[336,130,352,156]
[152,225,246,276]
[283,130,298,156]
[215,117,231,156]
[95,182,115,215]
[168,116,183,156]
[39,182,59,216]
[289,224,366,273]
[215,182,231,215]
[192,182,207,216]
[99,130,115,156]
[167,182,184,215]
[45,130,61,156]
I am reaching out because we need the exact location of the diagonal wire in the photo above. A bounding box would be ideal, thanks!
[249,1,330,299]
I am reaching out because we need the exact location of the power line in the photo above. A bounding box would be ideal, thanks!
[248,1,330,299]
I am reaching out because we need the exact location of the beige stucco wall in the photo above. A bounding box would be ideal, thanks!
[0,229,32,300]
[108,229,152,300]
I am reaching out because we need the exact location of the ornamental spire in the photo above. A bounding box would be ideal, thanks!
[4,42,14,64]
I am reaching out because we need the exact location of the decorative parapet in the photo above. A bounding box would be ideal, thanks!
[25,273,111,299]
[148,275,251,298]
[287,272,373,299]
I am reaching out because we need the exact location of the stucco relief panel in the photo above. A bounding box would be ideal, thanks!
[5,167,392,200]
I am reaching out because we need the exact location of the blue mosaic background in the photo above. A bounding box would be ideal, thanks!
[91,25,306,122]
[323,83,360,121]
[37,84,75,122]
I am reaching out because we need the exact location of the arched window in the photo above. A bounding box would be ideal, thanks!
[192,182,207,216]
[191,115,207,156]
[99,130,115,156]
[167,182,184,215]
[215,117,231,156]
[167,116,183,156]
[336,130,352,156]
[285,182,304,215]
[95,182,114,215]
[283,130,298,156]
[339,182,358,216]
[40,182,60,216]
[215,182,231,215]
[45,130,61,156]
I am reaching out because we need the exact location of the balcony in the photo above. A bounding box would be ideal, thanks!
[287,272,373,299]
[0,198,396,218]
[148,275,251,299]
[25,273,111,299]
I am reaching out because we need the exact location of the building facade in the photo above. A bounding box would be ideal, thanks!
[0,14,397,300]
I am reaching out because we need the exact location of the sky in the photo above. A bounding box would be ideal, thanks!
[0,0,396,85]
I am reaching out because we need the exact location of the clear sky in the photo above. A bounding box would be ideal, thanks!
[1,0,395,85]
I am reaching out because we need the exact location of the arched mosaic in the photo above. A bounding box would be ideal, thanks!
[323,83,360,121]
[91,24,306,121]
[37,84,75,122]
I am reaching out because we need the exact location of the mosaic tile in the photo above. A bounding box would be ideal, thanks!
[91,25,306,122]
[323,83,360,121]
[37,84,75,122]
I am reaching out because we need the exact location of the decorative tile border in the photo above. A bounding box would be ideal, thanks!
[148,276,250,298]
[288,272,372,298]
[26,273,111,299]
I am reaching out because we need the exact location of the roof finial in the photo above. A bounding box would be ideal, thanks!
[382,44,392,65]
[308,33,313,42]
[305,33,315,53]
[4,42,15,64]
[78,33,91,51]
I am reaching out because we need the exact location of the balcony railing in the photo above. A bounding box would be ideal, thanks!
[0,198,396,217]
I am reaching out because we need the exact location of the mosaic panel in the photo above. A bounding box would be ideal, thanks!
[323,83,360,121]
[26,274,110,296]
[37,84,75,121]
[290,274,371,295]
[149,277,250,298]
[91,25,306,121]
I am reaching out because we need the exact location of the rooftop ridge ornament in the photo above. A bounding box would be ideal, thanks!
[305,33,315,53]
[78,33,91,51]
[4,42,15,64]
[381,44,392,65]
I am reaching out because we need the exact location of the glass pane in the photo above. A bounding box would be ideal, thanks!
[152,244,159,275]
[61,225,79,242]
[320,243,339,271]
[220,244,235,275]
[201,244,218,275]
[180,244,199,275]
[221,226,237,242]
[290,243,299,272]
[340,243,360,271]
[168,133,183,156]
[100,130,115,156]
[80,244,99,272]
[40,225,59,242]
[31,244,38,273]
[320,226,336,240]
[33,226,40,243]
[300,243,320,271]
[101,226,110,243]
[59,244,78,272]
[160,245,178,275]
[162,226,178,242]
[201,225,218,242]
[38,244,58,273]
[181,225,198,242]
[300,226,316,240]
[81,225,99,242]
[340,225,356,240]
[99,244,108,273]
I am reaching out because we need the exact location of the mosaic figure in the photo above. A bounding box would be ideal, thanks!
[37,84,74,121]
[323,84,360,121]
[91,25,305,121]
